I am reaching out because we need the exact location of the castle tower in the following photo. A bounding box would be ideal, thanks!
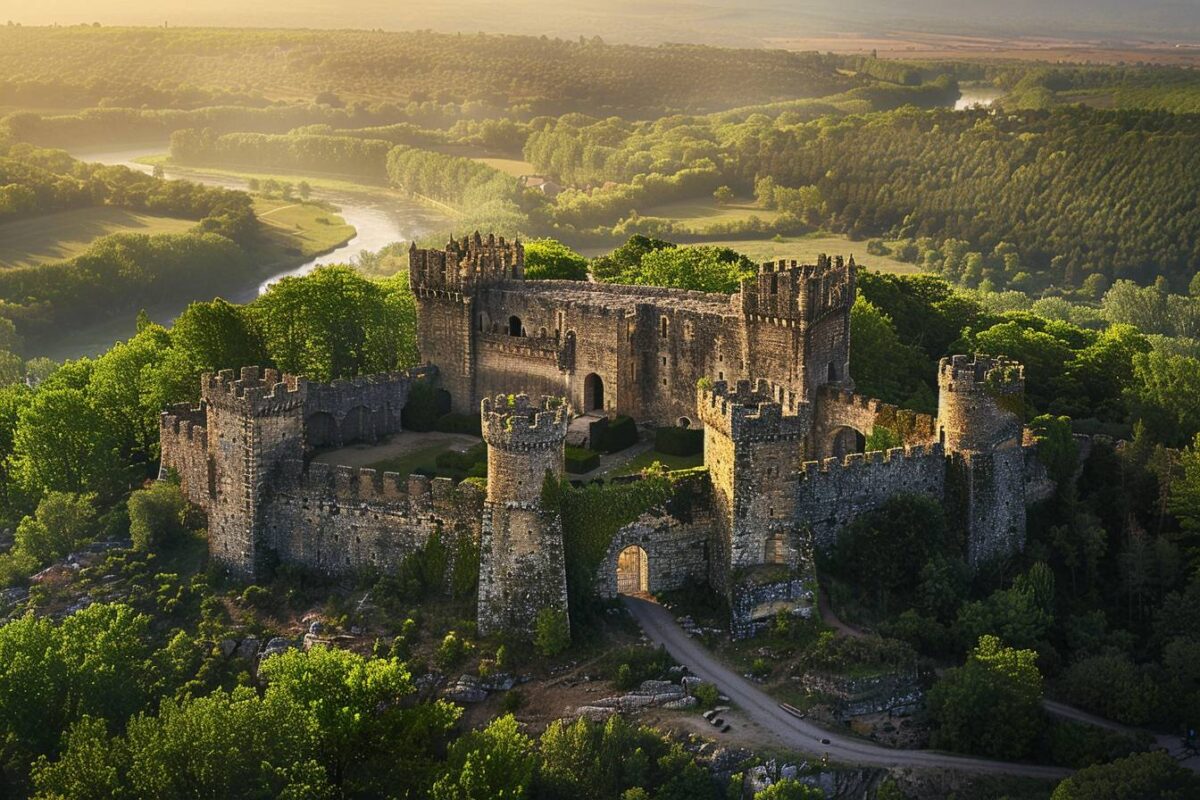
[696,379,811,591]
[476,394,571,638]
[937,355,1027,567]
[201,367,307,578]
[738,255,855,403]
[409,233,524,414]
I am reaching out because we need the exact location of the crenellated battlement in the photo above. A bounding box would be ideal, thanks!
[939,354,1024,390]
[800,442,945,479]
[481,394,570,450]
[409,231,524,296]
[202,366,306,416]
[278,460,485,515]
[697,378,809,441]
[739,253,856,324]
[815,386,939,444]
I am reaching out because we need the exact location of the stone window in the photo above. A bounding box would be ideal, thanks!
[765,532,787,564]
[660,317,668,338]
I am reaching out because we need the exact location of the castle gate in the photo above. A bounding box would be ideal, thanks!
[616,545,649,595]
[305,412,338,450]
[584,373,605,412]
[829,425,866,459]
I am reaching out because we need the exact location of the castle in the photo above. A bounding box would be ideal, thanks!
[160,233,1053,638]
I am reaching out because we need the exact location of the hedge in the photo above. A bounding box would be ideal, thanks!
[435,412,483,437]
[565,446,601,474]
[654,426,703,456]
[595,415,639,454]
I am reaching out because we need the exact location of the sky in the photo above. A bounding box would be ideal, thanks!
[1,0,1198,45]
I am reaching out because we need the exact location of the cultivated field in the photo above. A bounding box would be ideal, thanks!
[640,197,782,230]
[0,207,196,268]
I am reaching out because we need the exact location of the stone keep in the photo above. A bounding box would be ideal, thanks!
[476,394,571,637]
[937,355,1028,566]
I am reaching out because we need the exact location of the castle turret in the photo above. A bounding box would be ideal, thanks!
[410,235,524,414]
[739,255,855,402]
[937,355,1027,567]
[476,394,571,638]
[199,367,308,578]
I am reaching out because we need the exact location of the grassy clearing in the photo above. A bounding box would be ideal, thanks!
[475,157,536,177]
[247,198,355,265]
[641,197,781,230]
[609,449,704,477]
[700,233,923,275]
[0,207,197,268]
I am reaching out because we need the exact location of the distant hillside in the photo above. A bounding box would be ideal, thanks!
[8,0,1200,46]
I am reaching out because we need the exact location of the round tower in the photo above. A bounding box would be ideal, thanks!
[937,354,1028,568]
[937,354,1024,453]
[477,394,571,638]
[481,394,569,504]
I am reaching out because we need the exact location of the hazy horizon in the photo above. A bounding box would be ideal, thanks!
[2,0,1198,47]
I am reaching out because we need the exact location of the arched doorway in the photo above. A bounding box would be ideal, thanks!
[830,426,866,458]
[305,412,338,450]
[616,545,649,595]
[676,416,692,429]
[584,372,604,412]
[508,315,524,336]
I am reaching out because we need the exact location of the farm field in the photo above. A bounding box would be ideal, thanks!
[475,157,537,177]
[0,207,196,268]
[137,155,393,194]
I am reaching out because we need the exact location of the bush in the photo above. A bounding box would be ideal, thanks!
[654,426,703,456]
[435,412,483,436]
[564,446,600,474]
[401,381,444,432]
[435,631,471,670]
[128,482,188,552]
[691,682,719,708]
[606,645,673,690]
[595,415,638,454]
[534,607,571,657]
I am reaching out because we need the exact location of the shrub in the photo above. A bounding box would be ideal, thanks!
[595,415,638,454]
[692,682,719,708]
[435,412,483,436]
[240,585,270,609]
[401,381,443,432]
[564,446,600,474]
[534,607,571,657]
[435,630,470,670]
[654,426,703,456]
[128,482,188,552]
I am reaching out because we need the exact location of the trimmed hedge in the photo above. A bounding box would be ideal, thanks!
[654,426,703,456]
[595,415,639,454]
[565,446,601,474]
[435,412,483,436]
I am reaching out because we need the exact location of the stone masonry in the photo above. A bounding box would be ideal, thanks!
[159,232,1058,638]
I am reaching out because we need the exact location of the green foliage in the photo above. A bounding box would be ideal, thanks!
[595,416,638,454]
[171,298,266,374]
[1031,415,1079,486]
[402,380,445,433]
[564,446,600,474]
[928,635,1045,760]
[10,387,123,498]
[10,492,97,570]
[127,482,188,553]
[1057,654,1163,726]
[1050,751,1200,800]
[598,245,753,294]
[524,238,589,281]
[435,631,471,671]
[754,779,825,799]
[534,607,571,657]
[653,426,703,457]
[432,714,535,800]
[822,494,959,615]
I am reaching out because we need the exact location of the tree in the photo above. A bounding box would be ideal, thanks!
[1058,654,1162,726]
[171,298,266,375]
[298,181,312,200]
[432,715,535,800]
[712,185,735,205]
[927,635,1044,759]
[1051,751,1200,800]
[534,607,571,657]
[10,387,122,498]
[12,492,97,567]
[523,239,589,281]
[608,245,753,294]
[755,779,825,799]
[128,482,188,553]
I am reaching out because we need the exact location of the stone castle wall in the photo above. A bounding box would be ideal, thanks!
[795,445,948,551]
[596,510,716,599]
[810,388,938,459]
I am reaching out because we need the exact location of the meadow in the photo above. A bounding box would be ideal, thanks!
[0,207,196,268]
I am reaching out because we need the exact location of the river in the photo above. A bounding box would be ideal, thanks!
[40,146,447,360]
[955,87,1004,111]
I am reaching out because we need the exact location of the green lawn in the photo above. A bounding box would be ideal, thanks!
[609,449,704,477]
[0,207,197,268]
[475,157,536,177]
[699,233,923,275]
[247,198,355,265]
